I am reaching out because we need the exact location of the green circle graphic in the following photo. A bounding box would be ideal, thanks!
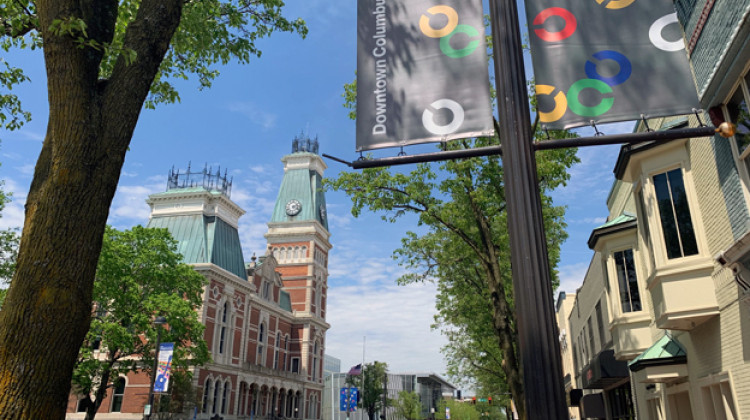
[566,79,614,117]
[440,25,480,58]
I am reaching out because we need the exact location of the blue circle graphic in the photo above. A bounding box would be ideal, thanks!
[585,50,632,86]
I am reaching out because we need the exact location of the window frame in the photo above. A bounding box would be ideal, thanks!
[639,154,708,268]
[257,323,266,366]
[723,66,750,205]
[111,377,126,413]
[613,248,643,314]
[698,372,739,420]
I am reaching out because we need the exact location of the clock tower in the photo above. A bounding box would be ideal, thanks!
[265,135,330,384]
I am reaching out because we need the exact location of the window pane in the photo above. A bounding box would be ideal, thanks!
[112,378,125,412]
[615,250,641,313]
[653,173,681,259]
[623,248,642,311]
[615,251,631,312]
[667,169,698,256]
[728,84,750,155]
[653,169,698,259]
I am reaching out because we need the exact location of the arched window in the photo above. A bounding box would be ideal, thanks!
[273,247,280,260]
[274,332,281,369]
[284,335,290,371]
[218,301,229,355]
[239,382,248,416]
[213,380,221,414]
[221,380,230,414]
[111,377,126,412]
[202,378,212,413]
[312,342,319,381]
[257,324,266,365]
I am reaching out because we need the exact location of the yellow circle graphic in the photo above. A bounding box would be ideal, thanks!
[596,0,636,9]
[536,85,568,123]
[419,6,459,38]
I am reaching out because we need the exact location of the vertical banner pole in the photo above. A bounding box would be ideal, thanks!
[488,0,567,418]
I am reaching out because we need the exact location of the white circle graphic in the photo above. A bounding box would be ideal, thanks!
[649,13,684,52]
[422,99,465,135]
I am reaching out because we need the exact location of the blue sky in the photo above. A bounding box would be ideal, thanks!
[0,1,631,382]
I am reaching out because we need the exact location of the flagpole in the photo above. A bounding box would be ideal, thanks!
[361,336,366,420]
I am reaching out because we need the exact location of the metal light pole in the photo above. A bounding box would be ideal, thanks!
[144,315,167,420]
[489,0,568,418]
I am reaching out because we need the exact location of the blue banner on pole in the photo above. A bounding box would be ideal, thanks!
[153,342,174,393]
[350,388,358,411]
[340,387,358,412]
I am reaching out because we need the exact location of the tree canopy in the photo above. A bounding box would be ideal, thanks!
[349,361,389,420]
[328,133,577,420]
[72,226,208,420]
[0,1,305,418]
[394,391,421,420]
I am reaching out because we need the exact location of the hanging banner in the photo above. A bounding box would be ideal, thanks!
[356,0,494,151]
[340,387,358,411]
[153,342,174,393]
[525,0,701,129]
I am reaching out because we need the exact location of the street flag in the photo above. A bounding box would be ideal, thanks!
[340,387,359,411]
[524,0,700,129]
[348,363,362,376]
[153,342,174,393]
[356,0,494,151]
[350,388,359,411]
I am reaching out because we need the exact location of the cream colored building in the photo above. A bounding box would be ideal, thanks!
[558,1,750,418]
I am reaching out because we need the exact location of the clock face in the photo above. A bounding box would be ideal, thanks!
[285,199,302,216]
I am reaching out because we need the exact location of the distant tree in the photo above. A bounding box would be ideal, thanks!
[72,226,209,420]
[350,361,389,420]
[435,399,486,420]
[394,391,421,420]
[0,170,19,309]
[0,1,305,417]
[152,369,202,420]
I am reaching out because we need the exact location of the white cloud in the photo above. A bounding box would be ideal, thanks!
[227,102,278,130]
[16,164,34,176]
[249,165,268,174]
[0,177,29,230]
[326,279,447,374]
[109,182,164,226]
[556,261,591,294]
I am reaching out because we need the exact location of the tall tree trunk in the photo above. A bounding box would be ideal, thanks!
[0,0,183,418]
[462,178,526,420]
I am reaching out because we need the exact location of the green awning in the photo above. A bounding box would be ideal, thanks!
[588,212,637,249]
[629,334,687,372]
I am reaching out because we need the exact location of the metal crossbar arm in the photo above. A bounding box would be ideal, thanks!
[326,125,720,170]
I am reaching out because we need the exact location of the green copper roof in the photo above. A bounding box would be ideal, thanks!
[588,212,637,249]
[148,214,247,280]
[270,152,329,229]
[629,334,687,372]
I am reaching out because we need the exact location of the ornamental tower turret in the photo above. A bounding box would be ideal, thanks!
[265,135,331,384]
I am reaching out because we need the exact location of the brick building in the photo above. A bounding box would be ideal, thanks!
[67,137,331,419]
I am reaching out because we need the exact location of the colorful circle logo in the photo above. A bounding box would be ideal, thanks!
[420,5,482,58]
[533,7,577,42]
